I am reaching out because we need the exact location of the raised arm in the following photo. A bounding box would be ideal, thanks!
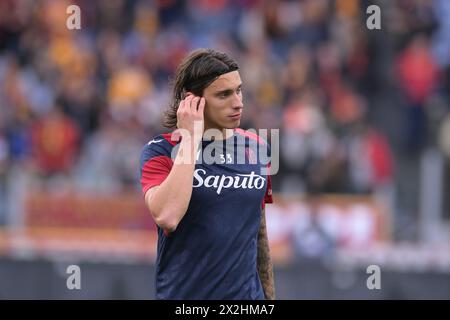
[145,94,204,233]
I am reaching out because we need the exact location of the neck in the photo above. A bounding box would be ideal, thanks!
[203,125,235,141]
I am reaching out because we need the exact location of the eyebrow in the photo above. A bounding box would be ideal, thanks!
[214,83,242,95]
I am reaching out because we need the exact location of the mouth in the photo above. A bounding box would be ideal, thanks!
[228,113,242,120]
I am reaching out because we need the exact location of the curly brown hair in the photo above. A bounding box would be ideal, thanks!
[163,48,239,129]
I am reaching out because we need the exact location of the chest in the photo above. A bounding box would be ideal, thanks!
[190,142,268,204]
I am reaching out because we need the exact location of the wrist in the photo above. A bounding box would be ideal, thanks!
[176,139,200,165]
[181,134,202,147]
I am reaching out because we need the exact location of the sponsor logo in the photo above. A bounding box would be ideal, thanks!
[193,169,266,195]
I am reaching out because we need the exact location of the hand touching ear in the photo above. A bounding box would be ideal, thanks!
[172,92,205,143]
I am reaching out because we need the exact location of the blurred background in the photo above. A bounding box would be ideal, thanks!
[0,0,449,299]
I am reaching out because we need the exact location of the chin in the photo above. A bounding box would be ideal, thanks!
[225,120,241,129]
[225,123,240,129]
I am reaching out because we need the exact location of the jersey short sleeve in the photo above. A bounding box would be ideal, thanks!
[264,165,273,208]
[262,146,274,210]
[139,134,175,197]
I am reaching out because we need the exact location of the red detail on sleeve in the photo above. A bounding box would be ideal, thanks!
[141,155,174,196]
[262,175,274,210]
[265,175,273,204]
[262,162,273,210]
[161,133,178,146]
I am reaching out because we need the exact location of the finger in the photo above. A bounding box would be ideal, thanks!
[190,97,200,112]
[184,92,193,103]
[177,100,185,114]
[197,97,205,115]
[184,95,194,110]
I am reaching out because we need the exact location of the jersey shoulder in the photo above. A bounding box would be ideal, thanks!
[140,132,179,165]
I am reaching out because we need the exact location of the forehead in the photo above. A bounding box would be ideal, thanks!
[206,70,242,91]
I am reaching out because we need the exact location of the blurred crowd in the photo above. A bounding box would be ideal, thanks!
[0,0,449,227]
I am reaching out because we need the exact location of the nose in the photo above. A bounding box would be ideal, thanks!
[232,92,243,109]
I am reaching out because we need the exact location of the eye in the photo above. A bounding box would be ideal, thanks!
[236,87,242,94]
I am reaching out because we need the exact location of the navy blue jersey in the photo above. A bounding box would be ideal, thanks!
[139,128,273,300]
